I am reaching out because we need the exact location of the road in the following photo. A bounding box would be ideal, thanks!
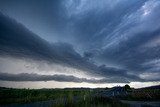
[121,100,160,107]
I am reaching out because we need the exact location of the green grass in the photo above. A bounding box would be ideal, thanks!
[3,87,159,106]
[0,87,91,104]
[0,87,128,107]
[52,96,128,107]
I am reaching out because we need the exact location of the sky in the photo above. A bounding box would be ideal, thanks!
[0,0,160,88]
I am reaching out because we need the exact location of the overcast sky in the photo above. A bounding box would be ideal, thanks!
[0,0,160,88]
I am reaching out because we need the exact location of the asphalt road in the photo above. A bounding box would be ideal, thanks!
[121,100,160,107]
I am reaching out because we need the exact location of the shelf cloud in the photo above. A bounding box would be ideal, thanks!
[0,0,160,87]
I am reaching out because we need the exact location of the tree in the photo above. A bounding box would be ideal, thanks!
[124,84,131,91]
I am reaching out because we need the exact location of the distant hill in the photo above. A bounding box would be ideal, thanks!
[138,85,160,90]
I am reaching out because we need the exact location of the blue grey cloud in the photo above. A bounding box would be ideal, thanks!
[0,0,160,84]
[0,13,146,83]
[0,72,130,83]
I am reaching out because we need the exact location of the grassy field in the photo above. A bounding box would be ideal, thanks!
[0,87,92,104]
[52,96,127,107]
[1,86,159,106]
[0,87,127,107]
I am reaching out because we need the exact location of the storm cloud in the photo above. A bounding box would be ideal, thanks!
[0,0,160,86]
[0,72,131,83]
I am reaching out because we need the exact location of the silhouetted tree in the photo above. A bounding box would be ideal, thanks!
[124,84,131,91]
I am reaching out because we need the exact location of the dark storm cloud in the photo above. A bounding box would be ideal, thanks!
[64,0,160,75]
[0,0,160,83]
[0,12,95,74]
[0,0,73,42]
[96,0,160,74]
[0,72,159,83]
[0,13,145,83]
[100,29,160,72]
[0,72,130,83]
[65,0,147,48]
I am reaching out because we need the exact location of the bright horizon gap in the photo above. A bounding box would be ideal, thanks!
[0,81,159,89]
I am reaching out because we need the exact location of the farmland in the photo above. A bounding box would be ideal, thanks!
[0,87,127,107]
[0,85,160,107]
